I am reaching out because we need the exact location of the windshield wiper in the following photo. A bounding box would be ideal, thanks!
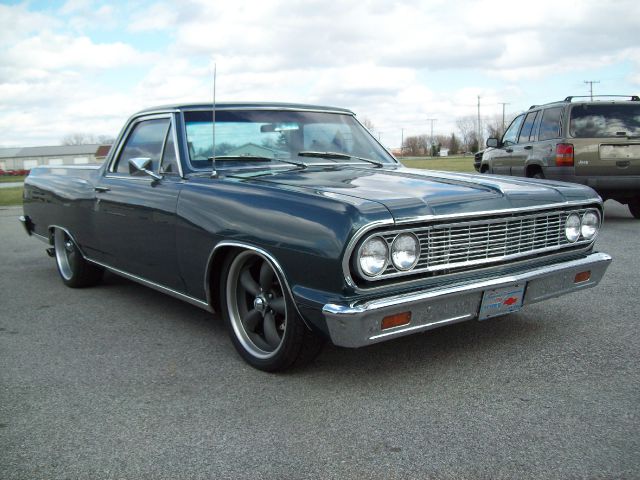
[209,155,307,169]
[297,151,384,168]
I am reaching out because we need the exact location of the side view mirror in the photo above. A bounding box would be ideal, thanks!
[129,157,162,181]
[486,138,500,148]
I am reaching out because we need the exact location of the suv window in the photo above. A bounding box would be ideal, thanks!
[518,111,538,143]
[502,114,524,146]
[114,118,170,174]
[569,104,640,138]
[538,107,563,141]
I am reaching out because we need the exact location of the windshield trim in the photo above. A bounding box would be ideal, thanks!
[179,109,398,172]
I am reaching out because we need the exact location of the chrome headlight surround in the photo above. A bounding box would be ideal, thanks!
[565,213,581,243]
[580,209,600,240]
[357,236,389,277]
[390,233,420,271]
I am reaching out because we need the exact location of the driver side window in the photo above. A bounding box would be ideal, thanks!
[114,118,170,174]
[502,114,524,146]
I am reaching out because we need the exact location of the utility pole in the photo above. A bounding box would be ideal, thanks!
[477,96,482,151]
[498,102,510,132]
[584,80,600,101]
[426,118,437,156]
[400,128,404,158]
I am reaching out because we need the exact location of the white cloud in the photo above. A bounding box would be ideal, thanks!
[1,0,640,147]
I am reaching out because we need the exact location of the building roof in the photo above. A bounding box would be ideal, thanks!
[0,148,22,159]
[0,144,103,159]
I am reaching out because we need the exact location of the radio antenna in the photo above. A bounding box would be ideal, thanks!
[210,62,218,178]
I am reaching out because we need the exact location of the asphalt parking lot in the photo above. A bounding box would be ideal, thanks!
[1,201,638,479]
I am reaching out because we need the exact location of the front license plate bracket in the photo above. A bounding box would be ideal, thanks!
[478,283,526,320]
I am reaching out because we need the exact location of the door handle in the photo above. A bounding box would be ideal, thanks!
[94,186,110,193]
[524,145,533,150]
[506,148,513,153]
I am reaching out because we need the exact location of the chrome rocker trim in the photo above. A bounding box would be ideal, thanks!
[323,252,612,348]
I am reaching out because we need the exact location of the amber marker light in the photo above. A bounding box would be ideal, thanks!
[574,271,591,283]
[381,312,411,330]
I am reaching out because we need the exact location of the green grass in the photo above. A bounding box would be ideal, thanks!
[0,175,25,183]
[399,155,475,173]
[0,187,23,206]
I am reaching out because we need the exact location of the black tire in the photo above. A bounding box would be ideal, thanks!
[629,198,640,219]
[53,228,104,288]
[220,250,324,372]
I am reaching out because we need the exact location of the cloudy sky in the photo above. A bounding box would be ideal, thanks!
[1,0,639,149]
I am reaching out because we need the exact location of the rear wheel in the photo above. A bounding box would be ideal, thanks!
[629,197,640,219]
[53,228,104,287]
[220,250,324,371]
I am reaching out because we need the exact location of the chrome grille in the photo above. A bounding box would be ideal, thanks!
[377,208,591,277]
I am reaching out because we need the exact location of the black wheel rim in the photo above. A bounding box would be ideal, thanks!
[226,252,287,359]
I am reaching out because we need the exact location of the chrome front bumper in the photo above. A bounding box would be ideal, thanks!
[323,252,612,348]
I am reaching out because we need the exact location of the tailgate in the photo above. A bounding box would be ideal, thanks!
[574,139,640,176]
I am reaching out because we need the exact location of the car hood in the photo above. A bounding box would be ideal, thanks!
[232,165,599,221]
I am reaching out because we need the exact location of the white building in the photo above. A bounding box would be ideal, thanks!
[0,144,111,171]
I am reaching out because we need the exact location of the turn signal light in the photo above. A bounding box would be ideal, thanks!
[556,143,574,166]
[574,271,591,283]
[381,312,411,330]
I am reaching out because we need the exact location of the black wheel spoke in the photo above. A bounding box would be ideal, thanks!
[259,260,275,291]
[269,296,286,315]
[240,268,260,296]
[263,312,281,348]
[242,309,262,332]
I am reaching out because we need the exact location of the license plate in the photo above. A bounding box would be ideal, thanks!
[478,284,526,320]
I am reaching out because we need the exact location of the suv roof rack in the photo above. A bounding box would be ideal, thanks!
[563,95,640,102]
[529,95,639,110]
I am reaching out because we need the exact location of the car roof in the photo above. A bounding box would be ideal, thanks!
[135,102,355,115]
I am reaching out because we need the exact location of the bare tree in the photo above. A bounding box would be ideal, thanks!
[360,117,375,132]
[403,134,430,156]
[456,116,478,152]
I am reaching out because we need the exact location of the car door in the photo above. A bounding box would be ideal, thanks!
[491,114,524,174]
[92,114,185,291]
[509,110,540,176]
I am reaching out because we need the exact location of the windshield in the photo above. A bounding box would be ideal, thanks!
[183,109,396,170]
[569,104,640,138]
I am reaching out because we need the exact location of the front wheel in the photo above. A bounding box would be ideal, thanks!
[629,197,640,219]
[220,250,324,371]
[53,228,104,287]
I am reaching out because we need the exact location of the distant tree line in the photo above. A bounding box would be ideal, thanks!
[61,133,116,145]
[401,112,516,155]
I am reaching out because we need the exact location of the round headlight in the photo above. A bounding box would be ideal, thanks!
[358,236,388,277]
[391,233,420,271]
[565,213,581,243]
[581,210,600,240]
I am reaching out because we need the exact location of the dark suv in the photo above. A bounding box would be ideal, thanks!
[479,95,640,218]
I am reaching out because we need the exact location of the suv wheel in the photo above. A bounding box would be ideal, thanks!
[628,197,640,219]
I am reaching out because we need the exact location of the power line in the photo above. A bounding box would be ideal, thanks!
[584,80,600,101]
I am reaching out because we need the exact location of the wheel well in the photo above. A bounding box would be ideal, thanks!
[206,246,240,313]
[480,164,489,173]
[526,164,543,177]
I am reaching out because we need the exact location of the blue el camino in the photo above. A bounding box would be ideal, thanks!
[20,103,611,371]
